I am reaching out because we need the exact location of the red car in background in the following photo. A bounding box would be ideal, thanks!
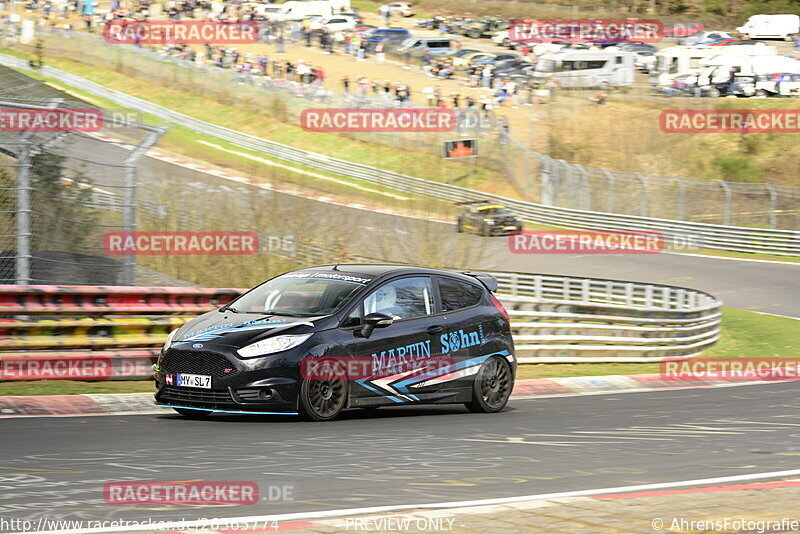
[662,22,705,38]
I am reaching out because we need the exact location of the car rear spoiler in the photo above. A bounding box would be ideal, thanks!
[461,271,499,293]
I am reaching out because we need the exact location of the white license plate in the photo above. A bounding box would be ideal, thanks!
[176,373,211,389]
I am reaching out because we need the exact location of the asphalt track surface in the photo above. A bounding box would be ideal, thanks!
[1,383,800,528]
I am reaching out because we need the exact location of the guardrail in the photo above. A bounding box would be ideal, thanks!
[0,273,721,379]
[0,54,794,256]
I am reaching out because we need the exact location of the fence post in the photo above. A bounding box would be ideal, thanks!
[540,158,553,206]
[16,142,31,285]
[579,165,591,210]
[673,176,686,220]
[764,182,778,230]
[603,169,615,213]
[636,173,648,217]
[717,180,732,226]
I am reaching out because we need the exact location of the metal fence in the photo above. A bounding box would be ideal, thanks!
[0,93,167,286]
[19,27,800,233]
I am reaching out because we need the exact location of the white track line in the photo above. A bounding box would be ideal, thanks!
[16,468,800,534]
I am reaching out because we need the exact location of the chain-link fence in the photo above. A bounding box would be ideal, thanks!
[0,82,167,285]
[12,26,800,230]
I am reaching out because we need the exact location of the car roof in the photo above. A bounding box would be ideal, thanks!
[295,264,493,286]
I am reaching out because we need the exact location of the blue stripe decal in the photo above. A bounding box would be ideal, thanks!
[156,404,298,416]
[355,379,406,403]
[394,350,510,391]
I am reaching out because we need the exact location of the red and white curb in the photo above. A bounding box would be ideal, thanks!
[0,373,781,418]
[87,132,454,225]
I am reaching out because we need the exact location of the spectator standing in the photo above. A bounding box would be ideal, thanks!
[375,41,385,63]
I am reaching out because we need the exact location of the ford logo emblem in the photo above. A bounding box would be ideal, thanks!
[192,343,204,349]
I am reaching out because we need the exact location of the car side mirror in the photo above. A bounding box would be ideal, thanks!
[360,312,394,338]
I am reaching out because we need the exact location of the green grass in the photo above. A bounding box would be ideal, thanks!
[2,308,797,395]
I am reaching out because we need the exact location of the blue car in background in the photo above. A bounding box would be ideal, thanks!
[361,27,412,46]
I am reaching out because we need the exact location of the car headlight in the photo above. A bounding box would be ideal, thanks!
[237,334,313,358]
[163,328,179,350]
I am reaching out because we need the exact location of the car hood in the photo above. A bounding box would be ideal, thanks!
[170,311,328,349]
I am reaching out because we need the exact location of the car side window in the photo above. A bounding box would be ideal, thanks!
[363,277,435,320]
[437,277,484,312]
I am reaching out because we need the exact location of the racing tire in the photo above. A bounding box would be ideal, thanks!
[465,356,513,413]
[299,377,349,421]
[456,219,464,233]
[173,407,212,418]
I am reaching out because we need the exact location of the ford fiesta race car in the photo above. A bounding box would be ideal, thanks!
[154,265,516,421]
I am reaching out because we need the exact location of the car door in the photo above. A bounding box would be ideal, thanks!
[342,276,447,406]
[435,276,497,393]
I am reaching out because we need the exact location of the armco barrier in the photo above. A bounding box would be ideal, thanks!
[0,54,795,255]
[0,275,721,380]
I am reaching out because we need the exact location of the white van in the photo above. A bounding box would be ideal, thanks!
[531,50,636,88]
[737,14,800,40]
[650,44,777,87]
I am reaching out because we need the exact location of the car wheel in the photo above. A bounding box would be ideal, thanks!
[299,377,348,421]
[173,407,212,418]
[502,38,510,47]
[469,30,481,39]
[465,356,512,413]
[456,219,464,233]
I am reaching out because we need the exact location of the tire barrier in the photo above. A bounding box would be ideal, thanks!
[0,285,240,315]
[0,274,722,380]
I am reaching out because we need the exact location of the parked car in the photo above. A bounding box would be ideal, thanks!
[459,17,508,39]
[473,53,520,66]
[396,37,454,56]
[155,264,516,420]
[360,27,412,46]
[662,22,705,38]
[381,2,415,17]
[309,15,358,32]
[678,31,734,46]
[456,201,523,236]
[612,42,658,54]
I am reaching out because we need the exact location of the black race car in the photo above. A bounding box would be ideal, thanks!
[456,200,524,236]
[154,265,516,421]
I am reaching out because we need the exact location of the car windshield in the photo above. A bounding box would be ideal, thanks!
[227,275,366,316]
[479,208,512,216]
